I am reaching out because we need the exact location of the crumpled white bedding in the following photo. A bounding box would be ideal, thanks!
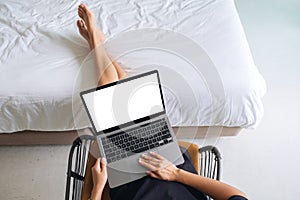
[0,0,266,133]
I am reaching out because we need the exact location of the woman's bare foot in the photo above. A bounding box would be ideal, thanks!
[77,4,105,49]
[77,19,92,48]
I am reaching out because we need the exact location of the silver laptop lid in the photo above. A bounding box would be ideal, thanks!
[80,70,166,134]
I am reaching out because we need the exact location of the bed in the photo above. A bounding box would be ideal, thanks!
[0,0,266,145]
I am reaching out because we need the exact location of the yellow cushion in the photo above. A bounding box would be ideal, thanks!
[177,140,200,174]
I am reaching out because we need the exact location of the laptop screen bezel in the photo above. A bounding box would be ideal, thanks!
[80,70,166,135]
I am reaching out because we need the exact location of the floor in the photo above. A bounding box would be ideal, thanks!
[0,145,69,199]
[1,0,300,199]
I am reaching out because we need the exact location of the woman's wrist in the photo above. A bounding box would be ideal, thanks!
[90,187,103,200]
[174,168,184,182]
[174,168,194,185]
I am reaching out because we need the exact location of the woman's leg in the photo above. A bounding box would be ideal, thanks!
[77,4,126,85]
[112,60,127,80]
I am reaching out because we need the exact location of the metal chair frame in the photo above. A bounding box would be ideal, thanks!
[199,145,221,181]
[65,135,96,200]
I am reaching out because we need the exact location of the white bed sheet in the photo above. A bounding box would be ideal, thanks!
[0,0,266,132]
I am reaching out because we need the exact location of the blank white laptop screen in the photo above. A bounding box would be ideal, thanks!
[82,73,164,132]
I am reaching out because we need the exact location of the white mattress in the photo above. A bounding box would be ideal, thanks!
[0,0,266,133]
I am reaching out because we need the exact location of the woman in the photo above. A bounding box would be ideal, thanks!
[77,4,248,200]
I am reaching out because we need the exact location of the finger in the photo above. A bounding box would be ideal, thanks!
[146,171,160,179]
[149,151,165,160]
[140,157,160,168]
[100,157,107,172]
[141,154,160,166]
[93,157,101,169]
[139,158,157,171]
[101,157,107,165]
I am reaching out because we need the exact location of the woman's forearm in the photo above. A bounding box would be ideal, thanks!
[175,169,247,200]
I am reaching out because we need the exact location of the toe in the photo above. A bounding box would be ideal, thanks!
[79,3,85,11]
[77,20,84,32]
[78,9,83,17]
[78,5,85,13]
[77,20,82,27]
[79,20,89,36]
[81,4,92,16]
[79,19,87,29]
[76,19,82,28]
[80,3,87,10]
[80,4,88,13]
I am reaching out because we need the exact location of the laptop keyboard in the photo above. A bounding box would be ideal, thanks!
[101,118,173,163]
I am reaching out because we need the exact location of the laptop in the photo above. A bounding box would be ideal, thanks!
[80,70,184,188]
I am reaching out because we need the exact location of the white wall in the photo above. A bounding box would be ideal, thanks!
[214,1,300,199]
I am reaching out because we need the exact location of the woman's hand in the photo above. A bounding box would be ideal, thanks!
[91,157,108,199]
[92,157,108,188]
[139,151,180,181]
